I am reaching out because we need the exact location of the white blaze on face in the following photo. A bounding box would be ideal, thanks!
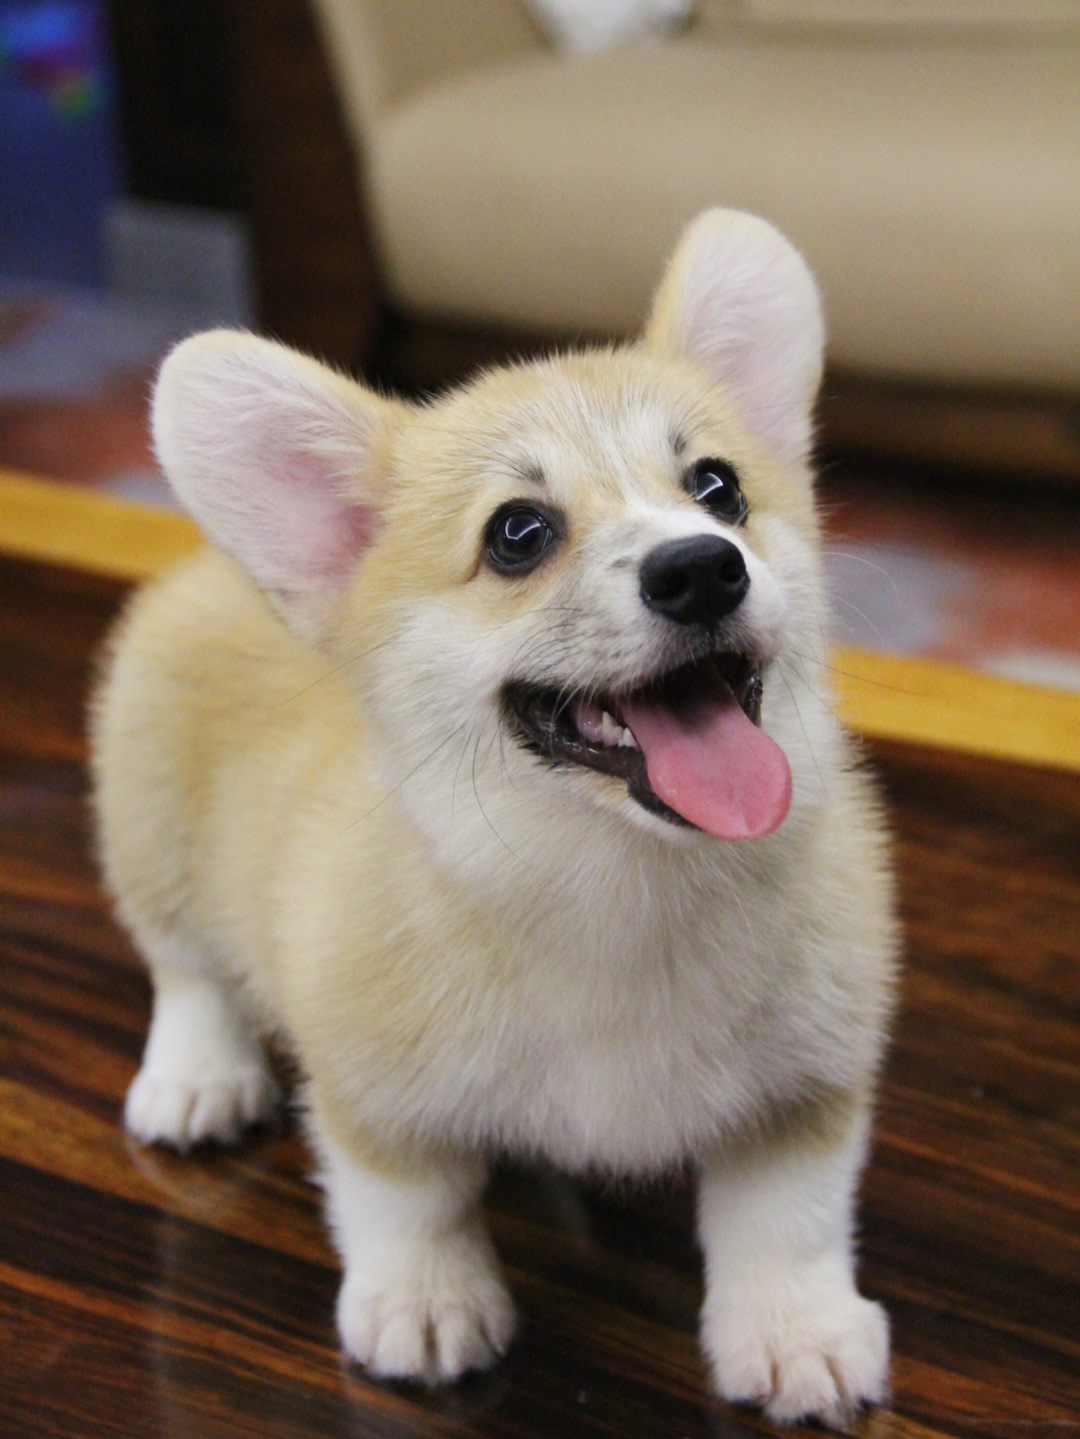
[555,500,794,840]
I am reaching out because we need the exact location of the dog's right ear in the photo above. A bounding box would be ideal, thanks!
[152,331,402,642]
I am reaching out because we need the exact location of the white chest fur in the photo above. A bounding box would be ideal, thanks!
[300,805,864,1178]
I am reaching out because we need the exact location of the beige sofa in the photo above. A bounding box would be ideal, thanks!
[306,0,1079,464]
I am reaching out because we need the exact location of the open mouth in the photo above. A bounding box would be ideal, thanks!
[504,651,792,840]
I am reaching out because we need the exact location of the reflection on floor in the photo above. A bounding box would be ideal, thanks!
[4,279,1080,693]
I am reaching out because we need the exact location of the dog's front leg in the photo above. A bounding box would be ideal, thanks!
[697,1093,889,1426]
[312,1115,516,1383]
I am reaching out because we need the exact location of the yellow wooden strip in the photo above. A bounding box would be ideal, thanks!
[2,467,1079,774]
[0,468,200,581]
[832,644,1080,775]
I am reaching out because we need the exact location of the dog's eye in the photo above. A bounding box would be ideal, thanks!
[486,504,557,573]
[686,459,747,525]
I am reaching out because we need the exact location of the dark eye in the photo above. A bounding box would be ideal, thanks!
[486,504,557,573]
[686,458,747,525]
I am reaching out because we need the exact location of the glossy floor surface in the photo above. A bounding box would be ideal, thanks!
[2,553,1078,1439]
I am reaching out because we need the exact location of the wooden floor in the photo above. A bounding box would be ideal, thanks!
[2,550,1078,1439]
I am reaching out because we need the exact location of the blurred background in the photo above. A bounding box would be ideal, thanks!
[2,0,1080,686]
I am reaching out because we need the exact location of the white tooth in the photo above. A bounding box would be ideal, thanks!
[600,710,622,747]
[575,699,605,745]
[620,726,640,750]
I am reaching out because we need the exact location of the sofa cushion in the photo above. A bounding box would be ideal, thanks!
[312,0,542,127]
[368,30,1079,390]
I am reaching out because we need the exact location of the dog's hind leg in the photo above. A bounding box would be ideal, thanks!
[124,932,280,1151]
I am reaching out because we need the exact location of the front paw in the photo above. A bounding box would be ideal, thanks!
[702,1281,889,1426]
[337,1226,517,1384]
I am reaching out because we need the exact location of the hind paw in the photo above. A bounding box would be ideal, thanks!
[125,1063,280,1150]
[125,974,279,1150]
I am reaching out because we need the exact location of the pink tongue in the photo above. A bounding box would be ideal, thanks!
[621,678,792,840]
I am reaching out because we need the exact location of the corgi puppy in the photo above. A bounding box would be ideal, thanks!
[92,209,898,1426]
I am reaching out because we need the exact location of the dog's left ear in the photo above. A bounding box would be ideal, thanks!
[644,209,825,467]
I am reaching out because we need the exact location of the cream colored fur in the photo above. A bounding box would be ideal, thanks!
[91,210,898,1425]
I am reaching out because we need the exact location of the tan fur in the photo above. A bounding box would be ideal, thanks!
[91,210,899,1422]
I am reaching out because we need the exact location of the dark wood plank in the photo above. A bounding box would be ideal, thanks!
[1,553,1077,1438]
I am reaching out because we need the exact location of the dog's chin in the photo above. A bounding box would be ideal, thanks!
[502,650,765,836]
[593,772,716,845]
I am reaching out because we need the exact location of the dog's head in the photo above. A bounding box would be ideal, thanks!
[153,210,831,852]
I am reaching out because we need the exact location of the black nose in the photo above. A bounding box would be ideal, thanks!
[639,535,749,627]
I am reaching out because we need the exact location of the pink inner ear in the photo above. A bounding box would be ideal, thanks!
[224,450,381,601]
[676,227,823,467]
[291,488,379,591]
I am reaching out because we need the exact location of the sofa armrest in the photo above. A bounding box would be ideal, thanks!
[310,0,543,135]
